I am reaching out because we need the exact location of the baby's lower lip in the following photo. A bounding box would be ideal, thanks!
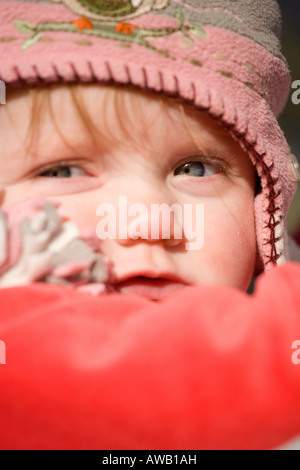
[115,278,188,300]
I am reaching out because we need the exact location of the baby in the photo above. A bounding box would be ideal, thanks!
[0,0,298,301]
[0,83,258,297]
[1,0,300,451]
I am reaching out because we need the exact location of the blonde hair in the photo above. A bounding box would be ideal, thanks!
[7,83,204,161]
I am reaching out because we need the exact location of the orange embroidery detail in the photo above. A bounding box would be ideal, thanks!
[115,22,138,35]
[71,17,94,32]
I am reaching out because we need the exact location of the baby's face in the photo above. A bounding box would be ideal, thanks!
[0,85,256,299]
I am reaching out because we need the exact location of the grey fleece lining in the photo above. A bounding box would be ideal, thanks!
[158,0,284,60]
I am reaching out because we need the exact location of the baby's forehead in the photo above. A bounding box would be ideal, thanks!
[5,83,211,129]
[3,84,249,164]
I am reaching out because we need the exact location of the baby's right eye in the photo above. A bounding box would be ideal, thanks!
[25,161,101,197]
[38,165,87,179]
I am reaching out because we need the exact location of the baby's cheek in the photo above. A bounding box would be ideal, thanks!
[53,195,99,230]
[203,201,257,289]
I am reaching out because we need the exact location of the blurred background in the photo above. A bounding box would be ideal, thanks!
[277,0,300,235]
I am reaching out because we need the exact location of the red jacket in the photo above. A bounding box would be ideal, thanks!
[0,263,300,450]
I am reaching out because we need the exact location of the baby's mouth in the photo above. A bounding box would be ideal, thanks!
[113,275,189,300]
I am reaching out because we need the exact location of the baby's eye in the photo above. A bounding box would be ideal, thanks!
[174,161,217,178]
[38,166,86,179]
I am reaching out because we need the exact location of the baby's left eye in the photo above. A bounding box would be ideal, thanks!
[174,161,217,177]
[38,166,86,178]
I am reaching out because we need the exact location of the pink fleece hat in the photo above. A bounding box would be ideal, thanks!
[0,0,299,271]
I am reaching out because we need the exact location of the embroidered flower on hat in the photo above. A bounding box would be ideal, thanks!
[71,17,93,31]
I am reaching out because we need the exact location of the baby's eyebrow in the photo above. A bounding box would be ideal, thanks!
[0,135,93,180]
[178,105,242,162]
